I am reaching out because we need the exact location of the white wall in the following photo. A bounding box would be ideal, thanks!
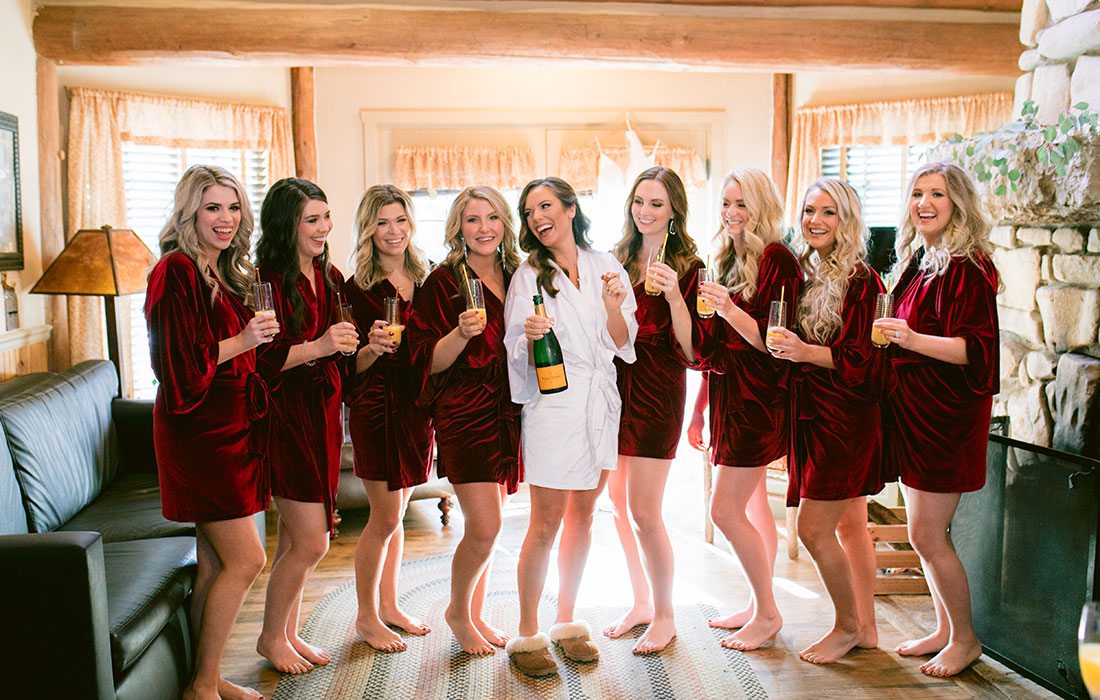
[794,70,1016,107]
[56,64,291,108]
[0,0,44,328]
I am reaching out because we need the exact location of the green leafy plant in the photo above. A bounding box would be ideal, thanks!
[944,100,1097,198]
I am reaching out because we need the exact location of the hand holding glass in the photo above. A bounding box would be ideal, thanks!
[871,293,894,348]
[765,300,787,353]
[383,297,404,348]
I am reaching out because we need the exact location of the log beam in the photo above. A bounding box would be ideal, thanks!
[290,67,317,182]
[571,0,1019,8]
[772,73,792,202]
[35,57,68,371]
[34,5,1019,75]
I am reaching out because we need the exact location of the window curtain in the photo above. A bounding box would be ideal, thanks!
[784,92,1012,224]
[393,145,536,195]
[62,87,294,394]
[559,144,707,193]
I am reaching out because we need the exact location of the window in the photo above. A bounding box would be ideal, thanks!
[820,143,936,226]
[408,188,524,264]
[122,143,270,399]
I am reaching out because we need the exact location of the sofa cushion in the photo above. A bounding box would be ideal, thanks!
[103,536,196,677]
[59,474,194,542]
[0,373,62,536]
[0,361,117,532]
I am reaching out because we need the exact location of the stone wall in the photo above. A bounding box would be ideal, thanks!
[1017,0,1100,122]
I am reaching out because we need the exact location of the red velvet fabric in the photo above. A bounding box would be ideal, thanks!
[695,242,802,467]
[343,278,434,491]
[616,260,703,460]
[884,253,999,493]
[255,262,345,530]
[786,264,887,506]
[146,252,269,523]
[407,265,522,493]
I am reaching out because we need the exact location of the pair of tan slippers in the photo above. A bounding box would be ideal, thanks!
[505,621,599,677]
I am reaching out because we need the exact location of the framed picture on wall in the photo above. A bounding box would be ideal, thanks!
[0,112,24,271]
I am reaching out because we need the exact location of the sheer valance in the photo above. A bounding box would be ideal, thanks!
[393,145,536,195]
[559,144,707,193]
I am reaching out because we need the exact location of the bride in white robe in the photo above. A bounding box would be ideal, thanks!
[502,177,638,678]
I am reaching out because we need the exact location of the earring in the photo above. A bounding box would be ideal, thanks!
[669,220,677,236]
[464,240,470,258]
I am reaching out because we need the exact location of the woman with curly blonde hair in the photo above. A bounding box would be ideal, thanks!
[407,185,523,655]
[768,178,886,665]
[694,168,801,651]
[604,166,702,654]
[344,184,434,652]
[874,161,999,678]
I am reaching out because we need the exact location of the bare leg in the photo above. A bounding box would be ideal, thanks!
[897,572,950,656]
[471,486,510,647]
[624,457,677,654]
[709,474,776,629]
[555,471,610,624]
[190,528,220,644]
[709,466,782,651]
[905,489,982,677]
[183,517,266,700]
[353,481,409,652]
[446,482,504,655]
[797,498,875,664]
[257,498,330,673]
[377,487,430,635]
[836,498,878,649]
[517,486,568,637]
[604,457,654,638]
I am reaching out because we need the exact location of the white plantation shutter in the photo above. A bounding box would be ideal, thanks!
[818,143,941,228]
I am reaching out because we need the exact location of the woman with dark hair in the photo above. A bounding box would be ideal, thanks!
[604,166,702,654]
[145,164,277,700]
[874,161,999,678]
[345,184,435,652]
[253,177,358,673]
[408,185,523,655]
[503,177,638,677]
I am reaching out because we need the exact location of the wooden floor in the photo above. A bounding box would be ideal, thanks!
[222,459,1056,699]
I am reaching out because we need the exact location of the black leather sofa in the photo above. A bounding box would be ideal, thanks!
[0,360,217,700]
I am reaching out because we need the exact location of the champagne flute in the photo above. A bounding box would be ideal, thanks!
[644,242,666,297]
[466,278,486,323]
[254,282,276,320]
[1080,602,1100,698]
[765,299,787,353]
[696,267,715,319]
[338,302,357,356]
[871,292,894,348]
[383,296,404,348]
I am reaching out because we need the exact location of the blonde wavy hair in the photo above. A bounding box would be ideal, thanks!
[796,179,869,344]
[612,166,700,285]
[713,168,785,302]
[891,161,995,280]
[351,185,429,291]
[157,164,255,304]
[441,185,522,275]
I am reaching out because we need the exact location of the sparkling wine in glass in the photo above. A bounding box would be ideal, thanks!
[383,296,404,348]
[466,278,486,323]
[871,292,894,348]
[338,302,357,356]
[765,300,787,353]
[696,267,715,319]
[1080,602,1100,698]
[254,282,276,320]
[644,243,666,297]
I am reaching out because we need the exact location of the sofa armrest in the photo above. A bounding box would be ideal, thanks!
[113,399,156,476]
[0,531,116,699]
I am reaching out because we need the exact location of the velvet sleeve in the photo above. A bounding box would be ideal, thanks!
[145,256,220,415]
[828,268,887,401]
[753,243,803,344]
[504,263,540,405]
[408,267,462,408]
[671,262,703,368]
[942,256,1000,395]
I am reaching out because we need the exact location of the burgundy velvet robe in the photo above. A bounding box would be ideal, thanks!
[407,265,522,494]
[786,264,887,507]
[145,252,269,523]
[255,262,345,530]
[884,252,1000,493]
[695,242,802,467]
[616,260,703,460]
[343,277,434,491]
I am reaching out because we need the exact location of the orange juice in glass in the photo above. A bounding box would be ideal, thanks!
[765,300,787,353]
[1081,603,1100,698]
[871,293,893,348]
[254,281,276,320]
[383,297,404,348]
[466,278,487,323]
[644,242,666,297]
[696,267,715,319]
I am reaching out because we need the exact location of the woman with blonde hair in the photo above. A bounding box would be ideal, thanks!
[344,184,434,652]
[604,166,702,654]
[768,178,885,664]
[408,185,523,655]
[874,161,999,677]
[145,164,277,700]
[695,168,801,651]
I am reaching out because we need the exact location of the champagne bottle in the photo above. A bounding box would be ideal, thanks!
[532,294,567,394]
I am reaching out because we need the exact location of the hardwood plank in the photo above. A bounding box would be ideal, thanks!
[290,67,317,182]
[33,5,1019,75]
[869,523,912,542]
[875,549,922,568]
[875,575,931,595]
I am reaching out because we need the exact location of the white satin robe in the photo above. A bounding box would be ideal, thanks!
[504,248,638,490]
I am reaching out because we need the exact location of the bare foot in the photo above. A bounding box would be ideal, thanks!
[720,614,782,651]
[896,630,948,657]
[603,603,654,638]
[799,625,870,664]
[380,607,431,635]
[290,635,332,666]
[182,682,219,700]
[920,639,982,677]
[708,604,753,630]
[445,605,495,655]
[857,624,878,650]
[256,636,314,674]
[474,618,509,647]
[356,616,407,652]
[632,618,677,655]
[217,678,264,700]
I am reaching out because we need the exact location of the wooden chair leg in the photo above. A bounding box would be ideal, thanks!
[438,495,453,526]
[786,506,799,560]
[703,449,714,545]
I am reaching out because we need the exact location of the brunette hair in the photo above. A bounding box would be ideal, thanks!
[612,166,700,284]
[517,177,591,298]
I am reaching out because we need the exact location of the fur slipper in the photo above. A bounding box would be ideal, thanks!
[549,620,600,663]
[505,633,558,677]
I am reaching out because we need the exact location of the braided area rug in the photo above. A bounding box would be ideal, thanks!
[273,554,768,699]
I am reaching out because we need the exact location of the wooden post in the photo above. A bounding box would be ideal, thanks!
[290,67,317,181]
[36,57,68,371]
[772,73,792,202]
[703,446,714,545]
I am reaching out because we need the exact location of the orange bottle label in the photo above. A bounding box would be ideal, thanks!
[536,364,567,390]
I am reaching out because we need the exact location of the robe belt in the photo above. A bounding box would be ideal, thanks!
[580,367,621,469]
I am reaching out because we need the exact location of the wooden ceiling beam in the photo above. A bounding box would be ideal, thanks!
[34,5,1019,75]
[569,0,1020,9]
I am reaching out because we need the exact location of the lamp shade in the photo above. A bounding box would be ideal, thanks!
[31,226,156,297]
